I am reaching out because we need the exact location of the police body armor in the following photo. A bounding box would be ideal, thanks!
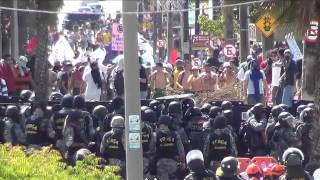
[68,126,88,155]
[3,121,19,146]
[104,130,125,161]
[208,130,231,161]
[156,130,178,160]
[142,123,152,154]
[187,116,206,150]
[53,109,70,139]
[25,118,44,145]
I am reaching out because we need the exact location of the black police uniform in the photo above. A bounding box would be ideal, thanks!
[155,130,178,160]
[101,130,125,161]
[25,117,45,145]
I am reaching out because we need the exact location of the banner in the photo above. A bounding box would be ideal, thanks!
[48,35,75,66]
[111,23,124,51]
[285,33,303,61]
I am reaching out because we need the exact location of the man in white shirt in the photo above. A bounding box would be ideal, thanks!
[271,57,283,105]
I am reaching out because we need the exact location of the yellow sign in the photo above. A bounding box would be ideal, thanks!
[255,12,279,37]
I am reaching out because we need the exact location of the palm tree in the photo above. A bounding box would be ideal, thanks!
[33,0,63,102]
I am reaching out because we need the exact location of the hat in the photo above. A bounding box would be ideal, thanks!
[223,62,231,68]
[186,150,204,165]
[284,49,291,55]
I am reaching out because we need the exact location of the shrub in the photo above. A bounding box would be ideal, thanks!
[0,144,120,180]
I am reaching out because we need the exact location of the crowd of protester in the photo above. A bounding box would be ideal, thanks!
[0,88,318,179]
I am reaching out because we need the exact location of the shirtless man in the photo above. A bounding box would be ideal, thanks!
[219,62,236,89]
[188,66,204,93]
[201,63,218,92]
[177,59,192,92]
[150,62,170,98]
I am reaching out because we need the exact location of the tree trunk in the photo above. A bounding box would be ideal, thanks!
[223,6,234,44]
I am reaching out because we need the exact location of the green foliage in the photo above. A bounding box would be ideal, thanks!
[0,144,120,180]
[198,15,224,37]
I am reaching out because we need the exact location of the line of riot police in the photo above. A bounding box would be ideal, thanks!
[0,90,316,180]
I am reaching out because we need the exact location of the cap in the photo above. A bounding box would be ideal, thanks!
[186,150,204,165]
[284,49,291,55]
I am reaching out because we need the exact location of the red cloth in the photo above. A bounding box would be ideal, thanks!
[26,36,38,53]
[257,53,263,66]
[170,48,178,65]
[14,67,31,91]
[0,64,17,94]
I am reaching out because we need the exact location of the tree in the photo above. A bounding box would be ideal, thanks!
[198,15,224,38]
[33,0,63,102]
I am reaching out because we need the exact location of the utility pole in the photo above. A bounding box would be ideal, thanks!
[167,3,173,63]
[223,6,234,44]
[182,0,190,60]
[152,0,158,55]
[0,10,2,58]
[195,0,200,35]
[123,0,143,179]
[239,5,249,61]
[12,0,19,60]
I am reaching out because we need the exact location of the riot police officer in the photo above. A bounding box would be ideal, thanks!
[218,156,243,180]
[48,94,73,149]
[221,101,233,111]
[280,147,312,180]
[184,150,218,180]
[100,116,126,178]
[92,105,109,150]
[73,95,95,142]
[20,90,33,102]
[103,96,125,133]
[246,103,268,156]
[203,106,223,133]
[203,115,237,171]
[149,99,165,118]
[271,112,302,161]
[201,103,212,117]
[184,107,206,150]
[168,101,190,152]
[25,104,48,146]
[141,108,157,179]
[297,107,314,164]
[296,104,307,118]
[266,105,284,145]
[154,115,185,180]
[181,98,195,117]
[3,105,26,145]
[63,110,90,165]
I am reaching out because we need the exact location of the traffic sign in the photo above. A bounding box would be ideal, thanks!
[192,35,210,50]
[305,21,319,43]
[255,12,279,37]
[223,44,236,58]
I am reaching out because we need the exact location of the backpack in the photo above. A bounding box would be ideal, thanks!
[113,70,124,96]
[239,119,267,150]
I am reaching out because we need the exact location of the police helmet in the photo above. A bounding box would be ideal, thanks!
[307,103,315,109]
[300,107,314,123]
[181,98,195,111]
[209,106,222,118]
[141,106,150,112]
[185,107,202,118]
[278,112,294,126]
[61,94,74,108]
[213,115,227,129]
[168,101,182,115]
[149,100,163,111]
[112,96,124,111]
[223,109,233,123]
[186,150,204,165]
[282,147,304,166]
[157,115,171,126]
[279,104,289,112]
[297,105,307,116]
[20,90,33,102]
[220,156,239,177]
[75,148,91,161]
[110,116,125,128]
[92,105,108,120]
[49,92,63,102]
[221,101,233,111]
[73,95,85,109]
[5,105,19,118]
[201,103,212,114]
[251,103,266,116]
[271,105,284,119]
[141,109,157,123]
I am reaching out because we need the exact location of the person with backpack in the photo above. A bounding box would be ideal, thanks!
[203,115,237,172]
[242,103,268,157]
